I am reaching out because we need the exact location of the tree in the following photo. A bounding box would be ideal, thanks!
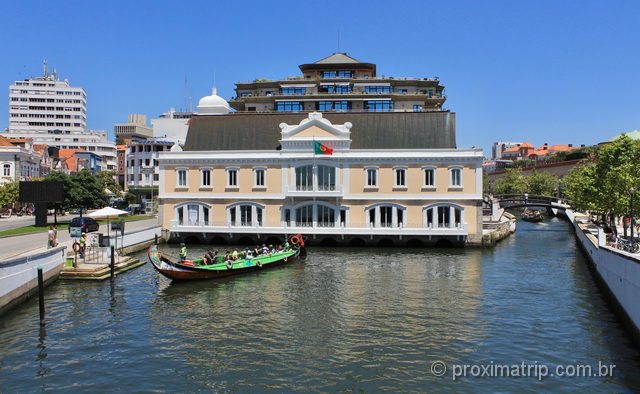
[44,169,108,213]
[70,169,109,211]
[0,181,19,207]
[493,168,528,195]
[564,134,640,218]
[526,170,558,196]
[98,170,122,196]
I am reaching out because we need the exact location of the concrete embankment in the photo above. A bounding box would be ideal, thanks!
[482,211,517,246]
[0,223,162,317]
[567,209,640,345]
[0,246,66,318]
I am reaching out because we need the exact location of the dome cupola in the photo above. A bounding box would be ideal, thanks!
[197,87,230,115]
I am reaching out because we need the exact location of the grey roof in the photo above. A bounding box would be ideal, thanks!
[313,52,363,64]
[183,112,456,151]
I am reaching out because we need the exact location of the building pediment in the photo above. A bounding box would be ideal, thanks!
[279,112,351,152]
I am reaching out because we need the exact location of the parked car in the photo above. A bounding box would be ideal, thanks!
[68,217,100,234]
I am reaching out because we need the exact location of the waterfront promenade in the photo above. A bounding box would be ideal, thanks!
[0,215,160,261]
[0,215,161,316]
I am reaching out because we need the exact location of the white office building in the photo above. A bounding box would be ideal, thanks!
[5,63,117,170]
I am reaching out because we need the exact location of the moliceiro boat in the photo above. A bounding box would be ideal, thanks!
[521,210,544,222]
[148,234,306,281]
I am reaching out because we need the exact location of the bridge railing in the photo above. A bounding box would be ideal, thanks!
[490,194,571,207]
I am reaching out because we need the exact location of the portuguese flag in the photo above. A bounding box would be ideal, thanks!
[314,141,333,155]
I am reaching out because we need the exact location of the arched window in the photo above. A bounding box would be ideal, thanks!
[293,164,338,191]
[424,204,464,228]
[227,202,264,227]
[365,203,406,228]
[175,202,211,226]
[283,201,341,228]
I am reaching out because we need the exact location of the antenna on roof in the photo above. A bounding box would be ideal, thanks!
[43,59,49,78]
[183,76,188,113]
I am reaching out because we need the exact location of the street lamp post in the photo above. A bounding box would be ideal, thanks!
[630,187,635,241]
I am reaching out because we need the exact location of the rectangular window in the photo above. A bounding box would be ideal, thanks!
[254,168,265,187]
[317,101,351,111]
[365,100,394,112]
[276,102,304,112]
[201,169,211,186]
[366,168,377,187]
[451,168,462,186]
[295,166,313,191]
[413,105,422,111]
[395,168,406,187]
[281,87,306,95]
[177,169,187,187]
[321,71,353,78]
[424,168,435,187]
[228,169,238,186]
[365,86,393,93]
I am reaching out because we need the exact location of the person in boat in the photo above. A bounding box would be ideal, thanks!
[179,243,187,262]
[232,249,239,260]
[246,249,253,259]
[254,245,261,257]
[283,240,290,250]
[207,250,218,260]
[262,244,270,255]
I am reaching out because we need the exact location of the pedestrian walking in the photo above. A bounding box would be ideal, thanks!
[47,226,55,249]
[524,193,529,204]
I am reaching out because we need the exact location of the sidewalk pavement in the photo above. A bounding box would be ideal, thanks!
[0,217,160,261]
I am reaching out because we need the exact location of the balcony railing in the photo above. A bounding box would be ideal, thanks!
[170,220,468,236]
[286,185,343,195]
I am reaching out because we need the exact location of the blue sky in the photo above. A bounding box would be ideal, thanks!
[1,0,639,156]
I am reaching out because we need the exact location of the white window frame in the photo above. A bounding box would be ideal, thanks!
[176,167,188,189]
[449,166,463,188]
[253,167,266,188]
[364,167,378,189]
[226,167,239,188]
[422,166,436,189]
[200,168,212,188]
[393,166,408,189]
[227,202,265,227]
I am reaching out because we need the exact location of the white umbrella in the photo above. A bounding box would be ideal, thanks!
[88,207,128,246]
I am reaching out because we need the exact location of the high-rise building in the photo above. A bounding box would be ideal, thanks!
[5,62,117,170]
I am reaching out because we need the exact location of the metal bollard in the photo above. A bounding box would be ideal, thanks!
[37,266,45,326]
[110,245,115,280]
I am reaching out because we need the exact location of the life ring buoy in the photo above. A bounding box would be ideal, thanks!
[283,255,288,262]
[226,260,233,270]
[72,242,81,253]
[256,260,262,268]
[291,235,300,245]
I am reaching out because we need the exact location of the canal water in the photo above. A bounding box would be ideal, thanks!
[1,217,640,392]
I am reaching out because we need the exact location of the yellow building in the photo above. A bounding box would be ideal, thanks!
[159,112,483,247]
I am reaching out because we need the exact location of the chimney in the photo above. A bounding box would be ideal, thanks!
[568,144,573,147]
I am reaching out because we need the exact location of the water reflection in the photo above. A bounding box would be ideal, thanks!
[0,217,639,391]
